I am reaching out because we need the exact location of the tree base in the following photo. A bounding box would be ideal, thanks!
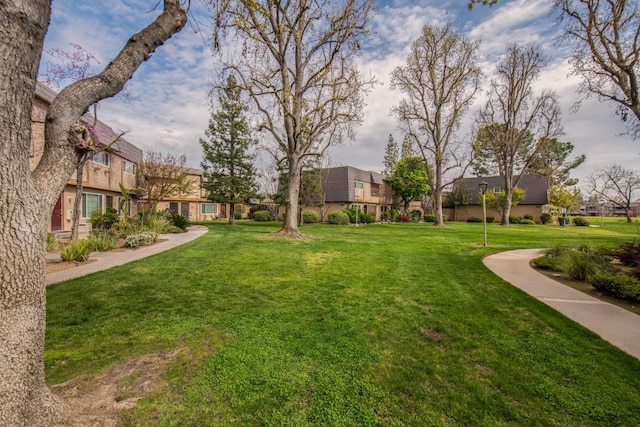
[270,229,307,240]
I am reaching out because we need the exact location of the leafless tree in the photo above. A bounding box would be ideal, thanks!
[475,43,563,225]
[391,23,481,227]
[586,164,640,223]
[554,0,640,138]
[214,0,376,238]
[137,151,192,214]
[0,2,187,424]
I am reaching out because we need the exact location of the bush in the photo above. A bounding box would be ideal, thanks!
[60,240,92,262]
[467,216,482,223]
[249,204,269,219]
[234,211,242,220]
[358,213,375,224]
[89,208,120,230]
[46,232,57,252]
[87,233,117,252]
[590,274,640,302]
[423,214,435,222]
[520,219,535,225]
[540,213,552,224]
[252,210,273,221]
[572,217,590,226]
[402,214,410,223]
[563,249,612,281]
[509,215,521,224]
[380,211,390,221]
[144,217,172,234]
[532,256,560,270]
[524,214,534,220]
[616,241,640,267]
[167,225,184,234]
[303,210,319,223]
[124,231,158,248]
[168,212,190,231]
[486,216,495,223]
[328,210,350,225]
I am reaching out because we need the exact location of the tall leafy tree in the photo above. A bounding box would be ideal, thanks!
[391,23,481,227]
[484,187,526,220]
[447,182,471,221]
[200,75,257,225]
[0,2,186,424]
[214,0,376,238]
[383,134,399,175]
[390,156,430,212]
[554,0,640,138]
[528,138,585,187]
[475,43,563,225]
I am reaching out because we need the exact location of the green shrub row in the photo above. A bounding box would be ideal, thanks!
[328,210,350,225]
[590,274,640,302]
[253,210,273,221]
[303,210,319,223]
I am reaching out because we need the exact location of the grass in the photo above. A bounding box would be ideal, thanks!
[45,220,640,425]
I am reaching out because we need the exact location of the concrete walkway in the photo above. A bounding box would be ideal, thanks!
[46,225,209,286]
[484,248,640,360]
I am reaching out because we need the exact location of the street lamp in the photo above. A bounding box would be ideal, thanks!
[479,181,488,247]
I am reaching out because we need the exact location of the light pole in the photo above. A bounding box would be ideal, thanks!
[479,181,488,247]
[599,199,605,227]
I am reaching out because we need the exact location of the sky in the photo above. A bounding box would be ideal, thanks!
[40,0,639,190]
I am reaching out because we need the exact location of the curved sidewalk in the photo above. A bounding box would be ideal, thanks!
[484,249,640,360]
[46,225,209,286]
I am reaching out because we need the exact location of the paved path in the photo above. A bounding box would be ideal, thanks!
[46,225,209,286]
[484,248,640,360]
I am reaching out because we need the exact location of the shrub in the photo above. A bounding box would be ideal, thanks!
[167,225,184,233]
[520,219,535,225]
[328,210,350,225]
[563,249,612,281]
[524,214,534,220]
[144,217,171,234]
[60,240,92,262]
[423,214,435,222]
[89,208,120,230]
[253,210,273,221]
[234,211,242,220]
[124,231,158,248]
[303,210,319,223]
[616,241,640,267]
[357,212,375,224]
[572,217,590,226]
[532,256,561,270]
[168,212,190,231]
[249,204,269,219]
[442,214,447,222]
[486,216,495,223]
[114,221,144,238]
[540,213,552,224]
[402,214,410,223]
[508,215,521,224]
[590,274,640,302]
[380,211,390,221]
[86,234,117,252]
[46,232,57,252]
[467,216,482,223]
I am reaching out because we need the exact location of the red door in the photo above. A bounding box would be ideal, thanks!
[51,195,63,231]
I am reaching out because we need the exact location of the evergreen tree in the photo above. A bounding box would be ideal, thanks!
[401,134,415,158]
[383,134,399,175]
[200,74,257,224]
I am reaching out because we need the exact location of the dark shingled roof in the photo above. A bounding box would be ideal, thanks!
[35,82,142,164]
[458,175,548,205]
[322,166,387,202]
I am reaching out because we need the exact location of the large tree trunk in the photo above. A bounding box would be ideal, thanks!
[275,159,303,238]
[434,163,445,227]
[502,175,514,226]
[0,1,187,424]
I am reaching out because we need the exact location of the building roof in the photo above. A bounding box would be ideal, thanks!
[322,166,388,202]
[35,81,142,164]
[458,175,548,205]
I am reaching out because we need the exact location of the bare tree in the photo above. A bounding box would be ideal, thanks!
[475,43,563,225]
[554,0,640,138]
[0,2,187,424]
[391,23,481,227]
[214,0,376,238]
[137,151,192,214]
[587,164,640,223]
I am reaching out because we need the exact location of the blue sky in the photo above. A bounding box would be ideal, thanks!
[41,0,638,188]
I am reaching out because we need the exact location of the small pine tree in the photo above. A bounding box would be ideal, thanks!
[401,134,415,158]
[200,74,257,224]
[383,134,399,175]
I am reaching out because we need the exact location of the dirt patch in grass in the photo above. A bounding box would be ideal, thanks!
[532,264,640,316]
[46,259,97,274]
[51,350,181,426]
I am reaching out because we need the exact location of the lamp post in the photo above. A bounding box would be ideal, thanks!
[479,181,488,247]
[599,199,605,227]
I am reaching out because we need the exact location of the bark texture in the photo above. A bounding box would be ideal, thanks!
[0,1,186,424]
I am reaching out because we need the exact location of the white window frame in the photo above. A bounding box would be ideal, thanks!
[82,193,103,218]
[124,160,136,175]
[354,181,364,189]
[92,151,110,167]
[201,203,217,215]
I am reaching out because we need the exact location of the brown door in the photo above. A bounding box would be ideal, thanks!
[220,203,227,218]
[181,202,189,217]
[51,195,63,231]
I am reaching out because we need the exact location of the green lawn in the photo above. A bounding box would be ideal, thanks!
[46,220,640,425]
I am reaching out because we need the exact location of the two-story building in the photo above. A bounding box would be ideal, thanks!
[32,82,142,234]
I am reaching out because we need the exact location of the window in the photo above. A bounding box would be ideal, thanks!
[92,151,109,166]
[354,181,364,189]
[82,193,102,218]
[371,184,379,196]
[201,203,217,215]
[106,195,113,209]
[169,202,178,213]
[124,161,135,175]
[493,187,501,193]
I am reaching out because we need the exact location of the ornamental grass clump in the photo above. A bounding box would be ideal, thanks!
[60,239,92,262]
